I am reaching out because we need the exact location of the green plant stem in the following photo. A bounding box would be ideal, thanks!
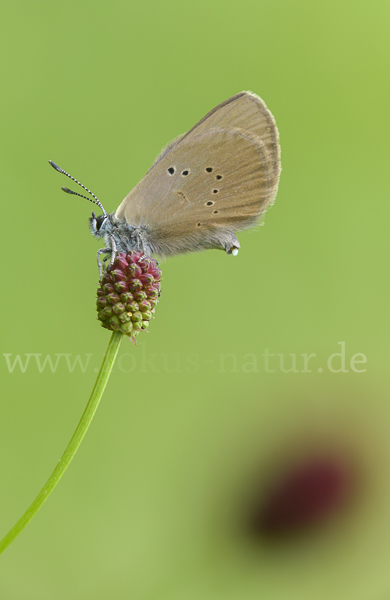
[0,330,123,555]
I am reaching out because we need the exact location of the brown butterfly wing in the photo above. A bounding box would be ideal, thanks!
[147,91,280,176]
[115,91,281,256]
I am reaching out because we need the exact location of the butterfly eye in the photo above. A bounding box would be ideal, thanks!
[96,215,106,231]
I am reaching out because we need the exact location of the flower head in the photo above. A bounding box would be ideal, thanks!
[96,251,162,343]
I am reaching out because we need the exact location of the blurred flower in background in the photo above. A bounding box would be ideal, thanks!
[166,375,389,600]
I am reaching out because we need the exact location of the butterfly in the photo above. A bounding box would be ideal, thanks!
[50,91,281,277]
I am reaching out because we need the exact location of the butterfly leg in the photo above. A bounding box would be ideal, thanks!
[97,248,112,280]
[136,231,149,259]
[110,236,117,265]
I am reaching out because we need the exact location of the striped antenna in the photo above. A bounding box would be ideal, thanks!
[48,160,107,216]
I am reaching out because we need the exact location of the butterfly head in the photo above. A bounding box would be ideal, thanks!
[48,160,111,240]
[89,211,110,239]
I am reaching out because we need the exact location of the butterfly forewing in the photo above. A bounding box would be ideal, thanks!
[183,91,280,177]
[115,91,281,256]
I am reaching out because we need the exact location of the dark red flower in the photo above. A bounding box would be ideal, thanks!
[96,251,162,343]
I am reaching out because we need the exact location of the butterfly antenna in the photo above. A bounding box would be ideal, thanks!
[48,160,107,216]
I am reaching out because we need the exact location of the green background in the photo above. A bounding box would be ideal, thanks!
[1,1,390,598]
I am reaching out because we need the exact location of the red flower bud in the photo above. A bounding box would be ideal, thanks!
[96,251,162,343]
